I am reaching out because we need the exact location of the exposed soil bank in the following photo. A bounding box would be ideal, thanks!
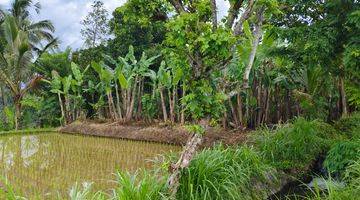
[59,121,248,147]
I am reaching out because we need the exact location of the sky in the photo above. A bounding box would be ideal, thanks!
[0,0,229,50]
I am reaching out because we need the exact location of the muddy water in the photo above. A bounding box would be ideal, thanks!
[0,133,180,198]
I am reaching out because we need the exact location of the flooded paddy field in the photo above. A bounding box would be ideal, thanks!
[0,133,180,198]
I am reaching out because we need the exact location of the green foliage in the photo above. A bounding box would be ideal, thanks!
[333,112,360,139]
[113,171,165,200]
[185,124,205,135]
[177,145,273,200]
[36,49,72,77]
[346,84,360,109]
[182,80,226,121]
[324,140,360,176]
[0,106,15,130]
[141,94,158,121]
[108,0,168,58]
[252,118,331,171]
[0,178,23,200]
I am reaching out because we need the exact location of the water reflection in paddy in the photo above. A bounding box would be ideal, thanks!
[0,133,180,198]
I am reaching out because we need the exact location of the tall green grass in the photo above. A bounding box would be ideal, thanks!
[324,140,360,176]
[112,171,166,200]
[250,118,331,171]
[176,145,274,200]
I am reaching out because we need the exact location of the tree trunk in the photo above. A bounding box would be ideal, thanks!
[237,93,244,127]
[0,86,6,108]
[181,84,186,124]
[263,88,271,124]
[115,82,123,121]
[126,79,137,121]
[64,95,71,124]
[169,88,175,123]
[137,79,144,120]
[160,88,168,122]
[14,99,21,130]
[57,93,66,126]
[242,8,265,89]
[167,133,202,198]
[339,76,348,116]
[229,98,239,126]
[256,80,262,126]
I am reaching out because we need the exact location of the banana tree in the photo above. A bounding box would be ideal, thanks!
[166,62,184,123]
[91,61,117,121]
[49,70,66,125]
[70,62,89,119]
[157,61,171,122]
[116,46,159,121]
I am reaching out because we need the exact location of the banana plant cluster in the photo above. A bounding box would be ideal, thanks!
[49,63,88,125]
[91,46,159,122]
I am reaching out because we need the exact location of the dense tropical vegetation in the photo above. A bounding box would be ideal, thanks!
[0,0,359,199]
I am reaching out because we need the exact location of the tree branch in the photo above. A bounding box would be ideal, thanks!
[233,0,255,36]
[226,0,244,29]
[168,0,185,14]
[210,0,217,31]
[242,7,265,89]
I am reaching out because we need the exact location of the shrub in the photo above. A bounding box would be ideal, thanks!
[251,118,330,171]
[177,145,273,200]
[324,140,360,176]
[334,112,360,139]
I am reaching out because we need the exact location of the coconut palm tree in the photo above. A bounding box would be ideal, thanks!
[0,0,56,129]
[0,15,35,129]
[7,0,56,51]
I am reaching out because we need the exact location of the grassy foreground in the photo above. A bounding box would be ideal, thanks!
[0,113,359,200]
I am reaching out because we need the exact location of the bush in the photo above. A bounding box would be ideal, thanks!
[177,145,273,200]
[334,112,360,139]
[251,118,331,171]
[324,140,360,176]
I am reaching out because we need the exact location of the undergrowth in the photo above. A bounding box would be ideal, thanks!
[333,112,360,139]
[250,118,332,172]
[177,145,274,200]
[324,140,360,177]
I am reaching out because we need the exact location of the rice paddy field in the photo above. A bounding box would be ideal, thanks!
[0,133,180,199]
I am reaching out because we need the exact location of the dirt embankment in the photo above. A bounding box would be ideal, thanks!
[59,121,248,147]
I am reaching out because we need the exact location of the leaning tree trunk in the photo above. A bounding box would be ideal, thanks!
[57,93,66,126]
[242,8,264,89]
[167,118,209,199]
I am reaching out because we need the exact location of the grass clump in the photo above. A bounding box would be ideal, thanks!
[177,145,273,200]
[324,140,360,177]
[251,118,331,171]
[113,171,166,200]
